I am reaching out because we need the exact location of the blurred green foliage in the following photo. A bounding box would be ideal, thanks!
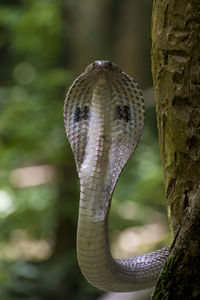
[0,1,169,299]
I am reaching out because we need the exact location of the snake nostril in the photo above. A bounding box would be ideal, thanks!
[108,61,112,67]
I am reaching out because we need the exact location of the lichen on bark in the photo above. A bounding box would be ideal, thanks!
[151,0,200,298]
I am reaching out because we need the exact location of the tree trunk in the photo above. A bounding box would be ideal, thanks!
[151,0,200,298]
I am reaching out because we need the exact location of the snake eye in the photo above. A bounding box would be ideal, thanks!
[103,61,112,69]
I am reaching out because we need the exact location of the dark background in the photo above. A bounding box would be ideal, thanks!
[0,0,170,299]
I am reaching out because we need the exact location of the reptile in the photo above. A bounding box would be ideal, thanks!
[64,60,170,292]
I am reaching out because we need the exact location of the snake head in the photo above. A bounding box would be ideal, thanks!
[85,60,121,76]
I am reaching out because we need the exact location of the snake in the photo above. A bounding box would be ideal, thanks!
[64,61,170,292]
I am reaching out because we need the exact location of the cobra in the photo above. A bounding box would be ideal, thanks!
[64,61,170,292]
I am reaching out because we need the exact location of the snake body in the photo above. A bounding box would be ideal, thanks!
[64,61,170,292]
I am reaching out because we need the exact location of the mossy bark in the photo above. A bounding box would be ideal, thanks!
[151,0,200,298]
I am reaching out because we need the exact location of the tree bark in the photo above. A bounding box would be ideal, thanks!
[151,0,200,298]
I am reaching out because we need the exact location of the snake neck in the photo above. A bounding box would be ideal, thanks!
[79,78,113,222]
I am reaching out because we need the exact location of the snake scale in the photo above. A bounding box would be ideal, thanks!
[64,61,170,292]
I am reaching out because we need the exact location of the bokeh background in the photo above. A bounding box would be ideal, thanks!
[0,0,170,299]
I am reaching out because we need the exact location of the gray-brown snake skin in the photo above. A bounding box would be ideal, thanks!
[64,61,170,292]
